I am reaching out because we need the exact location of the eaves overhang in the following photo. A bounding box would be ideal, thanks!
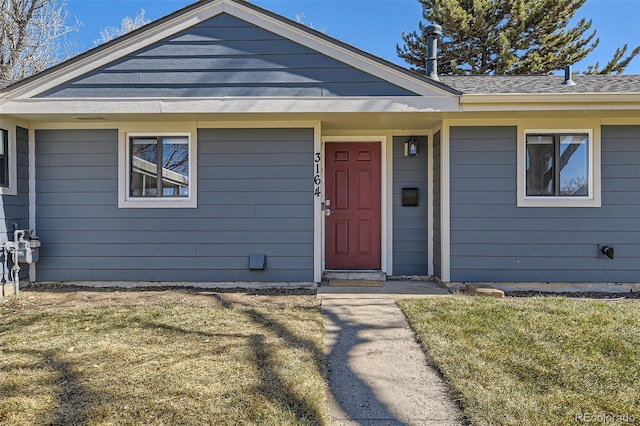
[0,96,461,117]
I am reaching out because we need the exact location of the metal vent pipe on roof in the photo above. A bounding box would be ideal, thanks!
[562,65,576,86]
[426,24,442,81]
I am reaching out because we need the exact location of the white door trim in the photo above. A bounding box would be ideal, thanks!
[321,136,388,274]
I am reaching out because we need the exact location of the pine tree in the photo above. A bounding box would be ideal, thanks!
[584,45,640,75]
[397,0,637,75]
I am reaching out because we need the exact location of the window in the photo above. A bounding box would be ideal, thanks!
[518,128,600,208]
[526,133,589,197]
[0,129,8,187]
[0,123,17,196]
[130,136,190,198]
[119,128,197,208]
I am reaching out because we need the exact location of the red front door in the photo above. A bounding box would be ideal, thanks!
[325,142,381,270]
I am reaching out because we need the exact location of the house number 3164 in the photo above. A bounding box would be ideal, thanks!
[314,153,322,197]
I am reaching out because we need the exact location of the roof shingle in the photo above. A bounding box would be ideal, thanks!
[439,74,640,94]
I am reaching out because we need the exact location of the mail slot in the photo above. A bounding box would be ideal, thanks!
[402,188,419,206]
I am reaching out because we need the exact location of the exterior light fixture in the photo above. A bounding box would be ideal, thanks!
[404,137,418,157]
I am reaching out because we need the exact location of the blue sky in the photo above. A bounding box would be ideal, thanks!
[66,0,640,74]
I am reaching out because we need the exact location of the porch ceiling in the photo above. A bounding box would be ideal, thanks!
[9,108,639,131]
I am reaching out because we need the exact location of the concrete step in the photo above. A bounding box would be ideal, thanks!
[323,270,386,282]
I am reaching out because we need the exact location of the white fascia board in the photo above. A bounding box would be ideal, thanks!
[224,2,457,98]
[1,99,163,114]
[1,96,461,115]
[5,3,226,99]
[460,93,640,111]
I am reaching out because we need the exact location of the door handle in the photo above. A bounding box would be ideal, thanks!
[324,209,331,216]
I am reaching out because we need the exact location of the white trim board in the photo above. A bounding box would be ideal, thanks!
[439,123,451,282]
[427,129,435,277]
[313,122,323,283]
[28,127,37,283]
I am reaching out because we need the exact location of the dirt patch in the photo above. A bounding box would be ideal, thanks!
[11,284,318,314]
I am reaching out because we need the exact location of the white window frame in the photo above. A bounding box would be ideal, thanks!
[118,123,197,208]
[0,121,18,196]
[517,128,600,208]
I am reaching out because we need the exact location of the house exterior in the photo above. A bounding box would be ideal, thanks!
[1,0,638,295]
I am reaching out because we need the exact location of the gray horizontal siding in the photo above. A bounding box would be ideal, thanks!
[1,126,30,281]
[35,128,314,282]
[39,13,416,98]
[449,125,640,283]
[393,136,429,275]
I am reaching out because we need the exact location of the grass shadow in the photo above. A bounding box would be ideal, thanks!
[2,348,104,426]
[245,308,325,372]
[140,294,326,424]
[2,291,327,424]
[250,334,324,425]
[211,293,327,424]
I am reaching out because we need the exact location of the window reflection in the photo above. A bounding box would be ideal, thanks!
[526,133,589,198]
[130,136,189,198]
[0,129,8,187]
[559,135,588,196]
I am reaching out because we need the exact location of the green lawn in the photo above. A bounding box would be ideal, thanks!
[0,289,327,425]
[399,296,640,426]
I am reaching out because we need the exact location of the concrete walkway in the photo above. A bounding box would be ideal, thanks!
[319,281,463,425]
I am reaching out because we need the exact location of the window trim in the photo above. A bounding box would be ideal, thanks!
[118,124,197,208]
[0,123,17,196]
[517,128,600,208]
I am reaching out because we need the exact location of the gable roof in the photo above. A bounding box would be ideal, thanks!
[34,13,425,99]
[0,80,16,89]
[0,0,459,99]
[2,0,636,118]
[440,74,640,94]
